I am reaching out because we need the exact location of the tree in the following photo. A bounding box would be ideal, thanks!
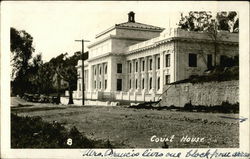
[30,60,55,95]
[11,27,35,95]
[48,52,84,104]
[178,11,238,32]
[52,53,80,104]
[27,53,43,93]
[178,11,213,31]
[178,11,239,67]
[216,11,238,33]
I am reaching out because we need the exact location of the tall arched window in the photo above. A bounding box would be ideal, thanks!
[105,65,107,74]
[149,59,153,70]
[149,78,152,89]
[129,79,132,89]
[157,57,160,69]
[129,63,132,73]
[135,62,138,72]
[142,78,144,89]
[99,67,102,75]
[157,77,160,90]
[135,79,137,89]
[142,60,145,71]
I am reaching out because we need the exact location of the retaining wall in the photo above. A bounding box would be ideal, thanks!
[160,80,239,107]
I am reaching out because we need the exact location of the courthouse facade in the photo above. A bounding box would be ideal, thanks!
[74,12,239,102]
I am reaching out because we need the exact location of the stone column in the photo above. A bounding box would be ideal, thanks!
[125,61,129,91]
[160,52,164,93]
[107,60,113,92]
[138,58,141,90]
[96,64,99,91]
[131,60,134,91]
[144,56,148,91]
[90,65,94,91]
[101,63,105,91]
[152,55,156,93]
[84,69,87,91]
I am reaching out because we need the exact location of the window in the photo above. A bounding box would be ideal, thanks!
[157,77,160,90]
[165,54,170,67]
[94,81,96,89]
[129,63,132,73]
[149,59,152,70]
[105,80,107,89]
[94,68,97,75]
[99,81,101,89]
[135,79,138,89]
[142,78,144,89]
[129,79,132,89]
[149,78,152,89]
[165,75,170,85]
[99,67,102,75]
[105,65,107,74]
[79,83,81,91]
[207,54,212,69]
[189,54,197,67]
[142,60,145,71]
[220,55,227,66]
[135,62,138,72]
[220,55,237,67]
[117,79,122,91]
[117,63,122,73]
[157,57,160,69]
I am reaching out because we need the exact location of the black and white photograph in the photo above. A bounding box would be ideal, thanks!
[1,1,249,159]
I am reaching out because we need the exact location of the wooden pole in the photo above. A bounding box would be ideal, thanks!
[75,39,90,105]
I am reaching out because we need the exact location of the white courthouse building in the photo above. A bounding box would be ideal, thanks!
[74,12,239,103]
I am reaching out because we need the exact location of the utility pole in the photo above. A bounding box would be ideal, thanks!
[75,39,90,105]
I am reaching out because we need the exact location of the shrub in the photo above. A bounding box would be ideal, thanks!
[11,114,110,148]
[171,66,239,84]
[181,101,239,113]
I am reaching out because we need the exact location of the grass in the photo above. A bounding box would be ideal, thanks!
[11,113,118,148]
[11,101,239,148]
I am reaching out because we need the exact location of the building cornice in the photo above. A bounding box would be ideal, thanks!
[112,35,148,41]
[115,25,164,32]
[95,25,164,39]
[126,37,238,55]
[95,26,116,39]
[88,35,148,48]
[88,36,111,48]
[87,52,125,62]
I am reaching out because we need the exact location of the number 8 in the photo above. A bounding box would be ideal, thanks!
[67,138,72,146]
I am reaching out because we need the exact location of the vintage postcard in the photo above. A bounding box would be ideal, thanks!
[1,1,249,159]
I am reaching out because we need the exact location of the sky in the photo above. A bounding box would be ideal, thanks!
[5,1,183,62]
[3,1,244,62]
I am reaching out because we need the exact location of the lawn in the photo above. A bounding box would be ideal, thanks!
[11,97,239,148]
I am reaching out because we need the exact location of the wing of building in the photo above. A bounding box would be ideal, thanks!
[75,11,239,103]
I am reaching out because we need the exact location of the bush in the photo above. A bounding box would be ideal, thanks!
[182,101,239,113]
[11,114,112,148]
[21,93,60,104]
[171,66,239,84]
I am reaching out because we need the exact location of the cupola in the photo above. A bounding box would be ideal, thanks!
[128,11,135,23]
